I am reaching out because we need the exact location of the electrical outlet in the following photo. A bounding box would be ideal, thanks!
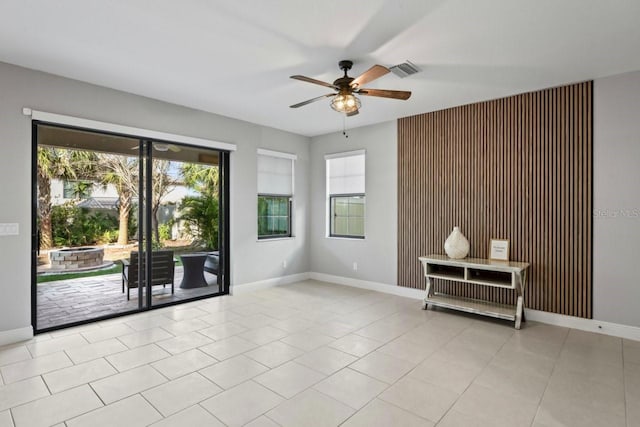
[283,260,287,269]
[353,262,358,271]
[0,223,19,236]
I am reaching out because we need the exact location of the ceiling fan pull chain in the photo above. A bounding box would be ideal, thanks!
[342,115,349,139]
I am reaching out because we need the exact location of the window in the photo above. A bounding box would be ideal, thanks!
[258,195,291,238]
[63,180,92,199]
[326,150,365,238]
[330,195,365,237]
[257,149,295,239]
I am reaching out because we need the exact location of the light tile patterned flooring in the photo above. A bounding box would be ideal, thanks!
[1,279,639,426]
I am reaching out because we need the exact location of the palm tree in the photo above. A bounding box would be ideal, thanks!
[98,156,176,246]
[37,147,76,249]
[180,193,219,249]
[37,147,99,249]
[151,160,176,244]
[179,163,219,248]
[97,154,139,246]
[180,163,219,197]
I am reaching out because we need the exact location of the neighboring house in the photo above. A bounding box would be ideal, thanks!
[50,178,192,206]
[50,179,118,206]
[50,178,195,240]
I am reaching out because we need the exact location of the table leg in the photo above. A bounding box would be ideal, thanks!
[515,295,523,329]
[422,276,432,310]
[520,270,528,323]
[514,270,527,329]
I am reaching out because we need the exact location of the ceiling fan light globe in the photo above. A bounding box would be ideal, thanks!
[331,93,361,114]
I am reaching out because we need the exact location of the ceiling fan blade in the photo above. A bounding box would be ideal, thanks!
[347,109,359,117]
[168,145,181,152]
[290,75,337,89]
[350,65,390,88]
[357,88,412,100]
[290,93,334,108]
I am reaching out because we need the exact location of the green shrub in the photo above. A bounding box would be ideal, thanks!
[100,229,119,244]
[179,194,219,250]
[158,223,172,241]
[51,202,119,247]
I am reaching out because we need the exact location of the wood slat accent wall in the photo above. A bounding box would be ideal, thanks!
[398,82,593,318]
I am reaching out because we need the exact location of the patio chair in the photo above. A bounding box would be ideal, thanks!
[204,251,219,275]
[122,250,176,300]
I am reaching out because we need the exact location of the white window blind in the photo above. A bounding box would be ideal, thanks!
[257,150,294,195]
[326,151,365,195]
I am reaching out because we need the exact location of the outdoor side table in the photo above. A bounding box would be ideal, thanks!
[179,253,209,289]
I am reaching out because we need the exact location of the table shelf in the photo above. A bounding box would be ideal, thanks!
[424,294,517,321]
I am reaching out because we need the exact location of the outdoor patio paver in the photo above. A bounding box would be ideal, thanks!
[37,267,220,330]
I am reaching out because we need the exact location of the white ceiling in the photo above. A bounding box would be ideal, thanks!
[1,0,639,137]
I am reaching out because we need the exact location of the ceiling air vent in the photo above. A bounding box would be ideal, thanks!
[389,61,420,78]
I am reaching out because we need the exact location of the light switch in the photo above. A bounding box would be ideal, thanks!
[0,223,19,236]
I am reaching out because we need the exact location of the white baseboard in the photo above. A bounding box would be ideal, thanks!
[309,272,425,300]
[0,326,33,347]
[231,272,311,294]
[525,309,640,341]
[311,272,640,341]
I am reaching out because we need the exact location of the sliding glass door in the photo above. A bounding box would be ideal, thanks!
[32,123,229,332]
[147,142,227,309]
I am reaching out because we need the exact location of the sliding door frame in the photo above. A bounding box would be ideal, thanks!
[31,121,231,333]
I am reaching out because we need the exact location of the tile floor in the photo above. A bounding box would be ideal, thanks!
[1,279,639,427]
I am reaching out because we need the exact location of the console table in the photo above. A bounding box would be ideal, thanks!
[418,254,529,329]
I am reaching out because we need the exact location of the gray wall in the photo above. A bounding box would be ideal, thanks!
[308,74,640,329]
[0,62,310,336]
[309,121,398,286]
[593,71,640,327]
[2,58,639,338]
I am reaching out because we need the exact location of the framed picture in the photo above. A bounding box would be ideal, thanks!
[489,239,510,261]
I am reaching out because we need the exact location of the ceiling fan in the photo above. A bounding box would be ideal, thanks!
[289,60,412,116]
[130,143,181,152]
[153,143,181,152]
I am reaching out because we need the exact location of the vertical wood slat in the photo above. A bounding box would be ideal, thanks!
[397,82,593,318]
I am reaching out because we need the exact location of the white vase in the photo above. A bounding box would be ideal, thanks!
[444,226,469,259]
